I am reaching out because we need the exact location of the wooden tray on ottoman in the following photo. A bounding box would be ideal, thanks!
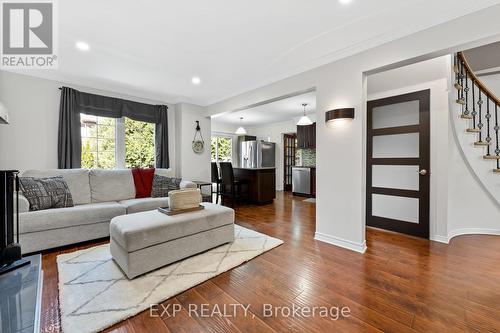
[157,205,204,216]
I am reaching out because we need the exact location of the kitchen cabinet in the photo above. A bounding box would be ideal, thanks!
[233,167,276,205]
[297,122,316,149]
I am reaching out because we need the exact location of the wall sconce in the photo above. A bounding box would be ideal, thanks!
[325,108,354,126]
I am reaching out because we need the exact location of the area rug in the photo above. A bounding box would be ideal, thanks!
[303,198,316,203]
[57,225,283,333]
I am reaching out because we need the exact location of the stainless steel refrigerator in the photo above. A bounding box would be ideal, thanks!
[240,140,276,168]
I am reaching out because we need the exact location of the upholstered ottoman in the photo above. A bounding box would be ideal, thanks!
[110,203,235,279]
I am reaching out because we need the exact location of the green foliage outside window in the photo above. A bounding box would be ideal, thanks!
[81,116,116,169]
[81,115,155,169]
[211,136,232,162]
[125,118,155,168]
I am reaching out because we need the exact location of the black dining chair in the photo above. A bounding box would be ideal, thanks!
[211,162,222,204]
[219,162,248,207]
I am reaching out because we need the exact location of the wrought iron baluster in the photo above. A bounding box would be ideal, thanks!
[472,81,477,129]
[478,90,483,142]
[464,70,469,116]
[486,97,491,155]
[495,103,500,170]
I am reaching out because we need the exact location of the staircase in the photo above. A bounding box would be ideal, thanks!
[454,52,500,173]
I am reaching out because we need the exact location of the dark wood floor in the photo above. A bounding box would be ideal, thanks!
[40,192,500,333]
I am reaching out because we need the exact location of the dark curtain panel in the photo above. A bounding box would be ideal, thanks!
[76,91,122,118]
[122,100,158,123]
[155,105,169,168]
[58,87,81,168]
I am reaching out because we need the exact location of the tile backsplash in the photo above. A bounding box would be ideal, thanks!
[295,148,316,167]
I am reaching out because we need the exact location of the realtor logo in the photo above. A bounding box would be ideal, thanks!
[1,0,57,68]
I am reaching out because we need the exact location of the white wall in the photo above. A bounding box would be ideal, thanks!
[211,121,239,134]
[175,103,211,181]
[206,7,500,253]
[480,74,500,97]
[447,125,500,239]
[447,73,500,241]
[0,70,177,173]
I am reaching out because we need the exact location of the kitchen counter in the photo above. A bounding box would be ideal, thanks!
[233,168,276,205]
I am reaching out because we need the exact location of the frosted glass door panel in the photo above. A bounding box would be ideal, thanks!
[372,101,419,129]
[372,194,419,223]
[372,165,419,190]
[372,133,419,158]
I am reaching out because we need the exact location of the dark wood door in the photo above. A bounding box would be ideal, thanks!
[283,133,297,191]
[366,90,430,238]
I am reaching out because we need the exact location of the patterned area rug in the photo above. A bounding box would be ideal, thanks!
[57,225,283,333]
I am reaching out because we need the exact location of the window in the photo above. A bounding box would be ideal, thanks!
[80,114,155,169]
[81,114,116,169]
[125,118,155,168]
[211,136,232,163]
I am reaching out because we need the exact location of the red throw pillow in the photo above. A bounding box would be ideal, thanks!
[132,168,155,198]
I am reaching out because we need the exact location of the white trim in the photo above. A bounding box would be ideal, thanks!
[314,232,367,254]
[115,117,125,169]
[448,228,500,241]
[430,229,500,244]
[430,235,449,244]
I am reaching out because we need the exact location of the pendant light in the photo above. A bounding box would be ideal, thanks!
[235,117,247,135]
[297,103,313,126]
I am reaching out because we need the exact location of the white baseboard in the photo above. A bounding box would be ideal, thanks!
[430,228,500,243]
[314,232,367,254]
[448,228,500,241]
[430,234,449,244]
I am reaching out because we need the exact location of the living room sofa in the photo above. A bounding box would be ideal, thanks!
[17,168,196,254]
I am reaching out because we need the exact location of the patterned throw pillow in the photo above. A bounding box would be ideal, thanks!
[19,176,74,211]
[151,175,181,197]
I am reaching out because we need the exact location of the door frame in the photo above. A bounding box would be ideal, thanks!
[366,89,431,239]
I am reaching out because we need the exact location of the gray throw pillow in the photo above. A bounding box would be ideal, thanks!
[151,175,181,197]
[19,176,74,211]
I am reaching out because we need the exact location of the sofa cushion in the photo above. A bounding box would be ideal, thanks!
[119,197,169,214]
[22,169,90,205]
[19,176,73,211]
[19,202,126,234]
[90,169,135,203]
[110,203,234,252]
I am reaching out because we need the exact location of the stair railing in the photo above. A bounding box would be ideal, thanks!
[455,52,500,173]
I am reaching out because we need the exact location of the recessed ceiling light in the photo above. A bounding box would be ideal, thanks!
[192,77,201,85]
[339,0,352,4]
[75,41,90,51]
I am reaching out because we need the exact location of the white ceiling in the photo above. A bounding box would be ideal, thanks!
[7,0,500,105]
[212,91,316,126]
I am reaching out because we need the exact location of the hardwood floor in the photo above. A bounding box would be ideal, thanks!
[40,192,500,332]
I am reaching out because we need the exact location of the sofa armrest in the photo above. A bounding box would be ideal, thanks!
[180,180,197,189]
[17,194,30,213]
